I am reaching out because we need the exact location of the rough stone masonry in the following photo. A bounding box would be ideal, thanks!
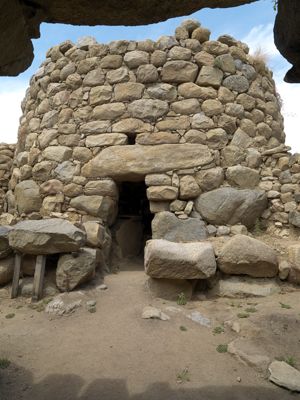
[0,19,300,294]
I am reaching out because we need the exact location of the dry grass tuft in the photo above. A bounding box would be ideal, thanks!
[249,47,269,75]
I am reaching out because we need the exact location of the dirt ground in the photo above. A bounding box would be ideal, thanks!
[0,258,300,400]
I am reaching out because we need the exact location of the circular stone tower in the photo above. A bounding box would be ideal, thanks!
[7,19,298,264]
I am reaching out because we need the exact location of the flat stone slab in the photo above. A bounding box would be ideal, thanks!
[211,276,281,298]
[145,239,216,279]
[269,361,300,392]
[82,144,213,181]
[8,218,86,255]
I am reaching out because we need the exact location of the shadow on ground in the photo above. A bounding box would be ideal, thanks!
[1,364,296,400]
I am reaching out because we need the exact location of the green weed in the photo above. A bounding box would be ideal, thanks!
[177,293,187,306]
[176,367,190,383]
[216,344,228,353]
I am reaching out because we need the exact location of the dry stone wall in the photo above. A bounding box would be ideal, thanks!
[1,19,300,293]
[9,19,292,238]
[0,143,15,216]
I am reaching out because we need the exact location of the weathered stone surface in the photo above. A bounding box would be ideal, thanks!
[83,221,111,249]
[218,235,278,277]
[145,277,193,301]
[179,175,200,199]
[82,144,213,181]
[93,103,126,120]
[145,239,216,279]
[0,256,14,285]
[223,75,249,93]
[288,210,300,228]
[152,211,207,242]
[178,82,217,99]
[269,361,300,392]
[127,99,169,120]
[56,248,97,291]
[106,67,130,84]
[141,306,170,321]
[146,83,177,101]
[161,61,198,83]
[215,54,236,73]
[54,161,79,183]
[15,180,42,214]
[89,85,113,105]
[201,99,223,116]
[137,64,158,83]
[202,40,228,55]
[168,46,192,60]
[206,128,228,149]
[114,82,144,101]
[70,195,117,224]
[191,113,214,130]
[136,132,179,145]
[226,165,260,189]
[82,68,105,86]
[84,180,118,198]
[171,99,200,115]
[86,133,128,147]
[8,219,86,255]
[195,188,267,227]
[100,54,122,69]
[196,66,223,88]
[0,227,12,259]
[195,167,224,191]
[212,276,280,297]
[192,27,211,42]
[145,174,171,186]
[287,244,300,284]
[147,186,178,201]
[43,146,72,162]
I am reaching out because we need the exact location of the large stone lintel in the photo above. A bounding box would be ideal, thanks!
[82,144,213,181]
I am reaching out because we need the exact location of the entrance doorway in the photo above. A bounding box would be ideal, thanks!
[112,181,153,262]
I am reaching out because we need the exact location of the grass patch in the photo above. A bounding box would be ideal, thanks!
[216,344,228,353]
[213,326,224,335]
[5,313,15,319]
[29,297,54,312]
[276,356,297,368]
[177,293,187,306]
[237,312,250,319]
[280,302,292,309]
[0,358,10,369]
[180,326,187,332]
[176,367,190,383]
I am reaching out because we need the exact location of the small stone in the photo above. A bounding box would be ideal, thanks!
[142,306,170,321]
[97,283,108,290]
[216,226,230,236]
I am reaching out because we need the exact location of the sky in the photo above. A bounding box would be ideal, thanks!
[0,0,299,151]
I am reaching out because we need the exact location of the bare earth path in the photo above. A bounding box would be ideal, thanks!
[0,260,299,400]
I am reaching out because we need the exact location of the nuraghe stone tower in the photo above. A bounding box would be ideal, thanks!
[1,20,300,294]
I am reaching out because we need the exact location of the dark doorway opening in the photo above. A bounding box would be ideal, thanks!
[112,181,153,263]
